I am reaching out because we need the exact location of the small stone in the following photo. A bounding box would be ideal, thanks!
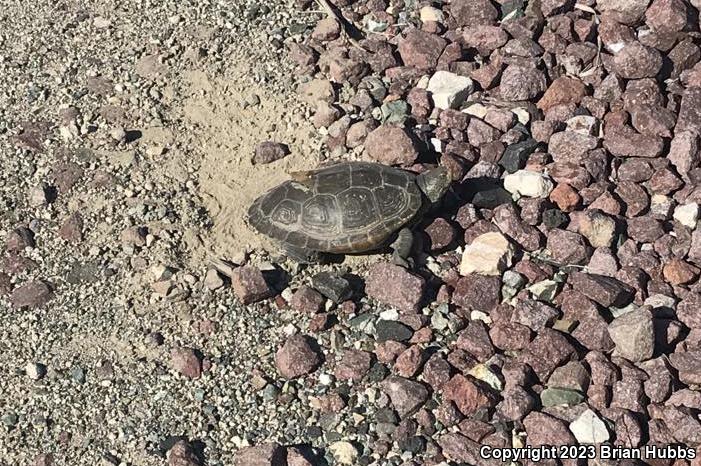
[612,41,663,79]
[376,320,414,342]
[167,440,202,466]
[646,0,688,33]
[463,25,509,54]
[548,131,599,164]
[381,376,429,418]
[549,183,580,212]
[499,139,539,173]
[524,412,577,446]
[290,286,325,313]
[252,141,289,165]
[537,77,588,112]
[426,71,474,110]
[500,64,547,101]
[335,350,372,382]
[569,272,634,307]
[668,131,700,177]
[231,266,272,304]
[452,275,501,312]
[547,229,591,265]
[10,281,53,308]
[233,443,285,466]
[5,227,35,251]
[674,203,699,228]
[504,170,554,198]
[171,347,202,379]
[603,126,664,158]
[519,328,576,380]
[569,409,610,444]
[424,217,457,251]
[328,442,358,465]
[608,307,655,362]
[203,269,224,290]
[669,350,701,385]
[275,334,322,379]
[540,387,585,406]
[459,232,515,276]
[365,263,425,312]
[663,259,700,285]
[398,29,447,70]
[579,210,617,248]
[394,345,425,377]
[26,362,46,380]
[311,17,340,41]
[364,125,418,166]
[311,272,352,304]
[442,374,498,416]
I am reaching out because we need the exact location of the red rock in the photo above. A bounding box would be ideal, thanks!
[311,17,340,41]
[275,334,322,379]
[646,0,688,33]
[537,77,588,112]
[612,41,663,79]
[548,131,599,164]
[10,280,53,308]
[648,167,683,194]
[628,104,676,138]
[462,26,508,54]
[58,213,84,242]
[167,440,202,466]
[500,64,547,101]
[569,272,634,307]
[289,286,325,313]
[394,345,425,377]
[615,181,649,216]
[467,119,501,147]
[308,312,333,332]
[33,454,54,466]
[437,433,484,464]
[231,266,272,304]
[365,263,425,312]
[407,87,432,120]
[669,40,701,79]
[496,386,536,421]
[381,375,429,418]
[456,321,495,362]
[286,447,314,466]
[519,328,576,381]
[450,0,498,26]
[0,272,10,295]
[531,120,558,143]
[452,275,501,312]
[442,374,498,416]
[663,259,700,285]
[675,86,701,134]
[549,183,580,212]
[669,131,700,177]
[422,353,452,391]
[523,412,576,446]
[313,101,341,128]
[493,203,543,251]
[604,125,664,158]
[233,443,286,466]
[397,29,447,70]
[611,376,646,413]
[288,43,318,67]
[375,340,408,364]
[120,226,147,247]
[626,216,664,243]
[364,125,418,166]
[5,227,35,251]
[171,347,202,379]
[424,218,457,251]
[335,349,372,381]
[677,293,701,329]
[489,322,532,351]
[253,141,289,165]
[547,229,592,265]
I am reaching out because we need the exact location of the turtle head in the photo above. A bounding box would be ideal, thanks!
[417,166,451,204]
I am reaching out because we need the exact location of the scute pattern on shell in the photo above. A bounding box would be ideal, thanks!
[247,162,423,253]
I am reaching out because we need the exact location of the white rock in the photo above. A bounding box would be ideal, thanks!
[569,409,610,444]
[651,194,673,219]
[468,363,503,391]
[503,170,554,198]
[512,107,530,125]
[427,71,474,110]
[566,115,598,135]
[379,309,399,321]
[460,232,515,276]
[420,6,444,22]
[329,441,359,465]
[463,102,488,119]
[674,202,699,229]
[26,362,46,380]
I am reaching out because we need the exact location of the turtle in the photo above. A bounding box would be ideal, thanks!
[246,161,451,266]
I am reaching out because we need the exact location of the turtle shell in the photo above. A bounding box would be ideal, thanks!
[247,162,423,253]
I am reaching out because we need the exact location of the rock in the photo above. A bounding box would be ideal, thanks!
[548,131,599,163]
[438,433,484,464]
[10,281,53,308]
[167,440,202,466]
[537,77,588,112]
[608,308,655,362]
[442,374,497,416]
[376,320,414,342]
[34,454,54,466]
[426,71,473,109]
[452,275,501,312]
[677,88,701,133]
[5,227,35,251]
[233,443,286,466]
[297,79,335,105]
[381,376,429,417]
[540,387,585,406]
[311,272,352,303]
[668,131,700,177]
[500,64,547,101]
[328,442,358,465]
[26,362,46,380]
[513,300,560,331]
[394,345,425,377]
[311,17,340,41]
[58,213,83,242]
[424,217,457,251]
[450,0,498,26]
[569,409,610,444]
[612,41,663,79]
[524,412,577,446]
[567,115,599,135]
[253,141,289,164]
[549,183,580,212]
[674,203,699,228]
[0,272,10,296]
[335,350,372,382]
[503,170,554,198]
[626,216,664,243]
[547,229,591,265]
[603,126,664,158]
[290,286,325,313]
[365,263,425,312]
[463,25,509,54]
[171,347,202,379]
[500,139,539,173]
[519,328,576,380]
[569,272,634,307]
[578,210,617,248]
[364,125,418,166]
[669,350,701,385]
[203,269,224,290]
[398,29,447,70]
[231,266,272,304]
[548,361,591,392]
[459,232,515,276]
[275,334,322,379]
[663,259,700,285]
[646,0,688,33]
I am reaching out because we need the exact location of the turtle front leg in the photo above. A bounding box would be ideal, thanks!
[390,228,414,269]
[282,244,321,264]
